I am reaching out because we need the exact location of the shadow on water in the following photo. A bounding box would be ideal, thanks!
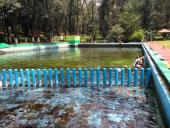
[0,86,162,128]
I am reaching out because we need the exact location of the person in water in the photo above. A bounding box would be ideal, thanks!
[133,56,145,69]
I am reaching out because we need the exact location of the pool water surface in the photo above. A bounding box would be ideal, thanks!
[0,48,142,69]
[0,86,160,128]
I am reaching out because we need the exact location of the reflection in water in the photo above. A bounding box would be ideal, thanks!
[0,86,158,128]
[0,48,142,69]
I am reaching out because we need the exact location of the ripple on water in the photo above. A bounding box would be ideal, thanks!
[0,86,159,128]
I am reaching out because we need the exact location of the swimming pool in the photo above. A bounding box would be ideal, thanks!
[0,44,165,128]
[0,47,142,69]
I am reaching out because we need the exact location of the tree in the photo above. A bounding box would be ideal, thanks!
[119,0,142,41]
[68,0,77,34]
[99,0,111,40]
[0,0,169,43]
[0,0,20,42]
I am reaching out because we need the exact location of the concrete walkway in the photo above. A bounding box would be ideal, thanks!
[147,41,170,64]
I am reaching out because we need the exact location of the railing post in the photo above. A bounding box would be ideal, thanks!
[54,69,58,86]
[140,68,145,87]
[127,68,131,87]
[8,69,13,86]
[103,68,107,86]
[60,68,65,87]
[73,68,76,87]
[49,69,53,87]
[96,68,100,86]
[134,68,138,87]
[66,68,70,87]
[31,69,36,87]
[26,69,30,87]
[121,68,125,86]
[14,69,19,87]
[109,68,113,86]
[84,68,88,87]
[37,69,41,87]
[90,68,94,86]
[115,68,119,86]
[2,69,7,86]
[43,69,47,87]
[20,69,25,86]
[0,70,2,82]
[146,68,151,87]
[78,68,82,86]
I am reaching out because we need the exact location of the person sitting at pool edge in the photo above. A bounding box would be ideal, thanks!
[133,56,145,69]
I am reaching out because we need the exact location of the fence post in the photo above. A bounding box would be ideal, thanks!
[115,68,118,86]
[146,68,151,87]
[20,69,25,86]
[60,68,65,87]
[78,68,82,86]
[73,68,76,87]
[54,69,58,86]
[2,69,7,86]
[31,69,36,87]
[8,69,13,86]
[66,68,70,87]
[84,68,88,87]
[90,68,94,86]
[103,68,107,86]
[127,68,131,87]
[96,68,100,86]
[43,69,47,87]
[0,70,2,82]
[109,68,113,86]
[14,69,19,87]
[26,69,30,87]
[140,68,145,87]
[37,69,41,87]
[49,69,53,87]
[121,68,125,86]
[134,68,138,87]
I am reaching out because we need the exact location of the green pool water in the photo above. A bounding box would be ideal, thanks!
[0,47,142,69]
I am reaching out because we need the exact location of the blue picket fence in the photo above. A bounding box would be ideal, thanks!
[0,68,152,87]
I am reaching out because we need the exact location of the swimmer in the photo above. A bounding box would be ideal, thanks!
[133,56,144,69]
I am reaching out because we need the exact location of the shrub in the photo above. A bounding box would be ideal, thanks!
[108,24,124,42]
[130,29,145,42]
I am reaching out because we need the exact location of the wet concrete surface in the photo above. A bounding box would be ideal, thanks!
[0,86,161,128]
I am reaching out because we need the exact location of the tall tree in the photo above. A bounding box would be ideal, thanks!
[68,0,77,34]
[119,0,142,41]
[99,0,111,40]
[0,0,20,42]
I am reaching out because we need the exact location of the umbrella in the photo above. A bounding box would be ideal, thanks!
[158,29,170,33]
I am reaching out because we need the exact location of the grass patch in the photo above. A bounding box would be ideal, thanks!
[157,40,170,48]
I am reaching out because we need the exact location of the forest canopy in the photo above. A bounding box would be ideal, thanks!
[0,0,170,42]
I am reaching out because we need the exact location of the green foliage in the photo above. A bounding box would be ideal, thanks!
[99,0,111,39]
[130,29,145,42]
[153,33,163,41]
[108,24,124,42]
[80,35,91,43]
[119,0,142,42]
[0,0,170,43]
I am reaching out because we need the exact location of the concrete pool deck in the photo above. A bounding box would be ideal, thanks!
[143,43,170,128]
[144,42,170,85]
